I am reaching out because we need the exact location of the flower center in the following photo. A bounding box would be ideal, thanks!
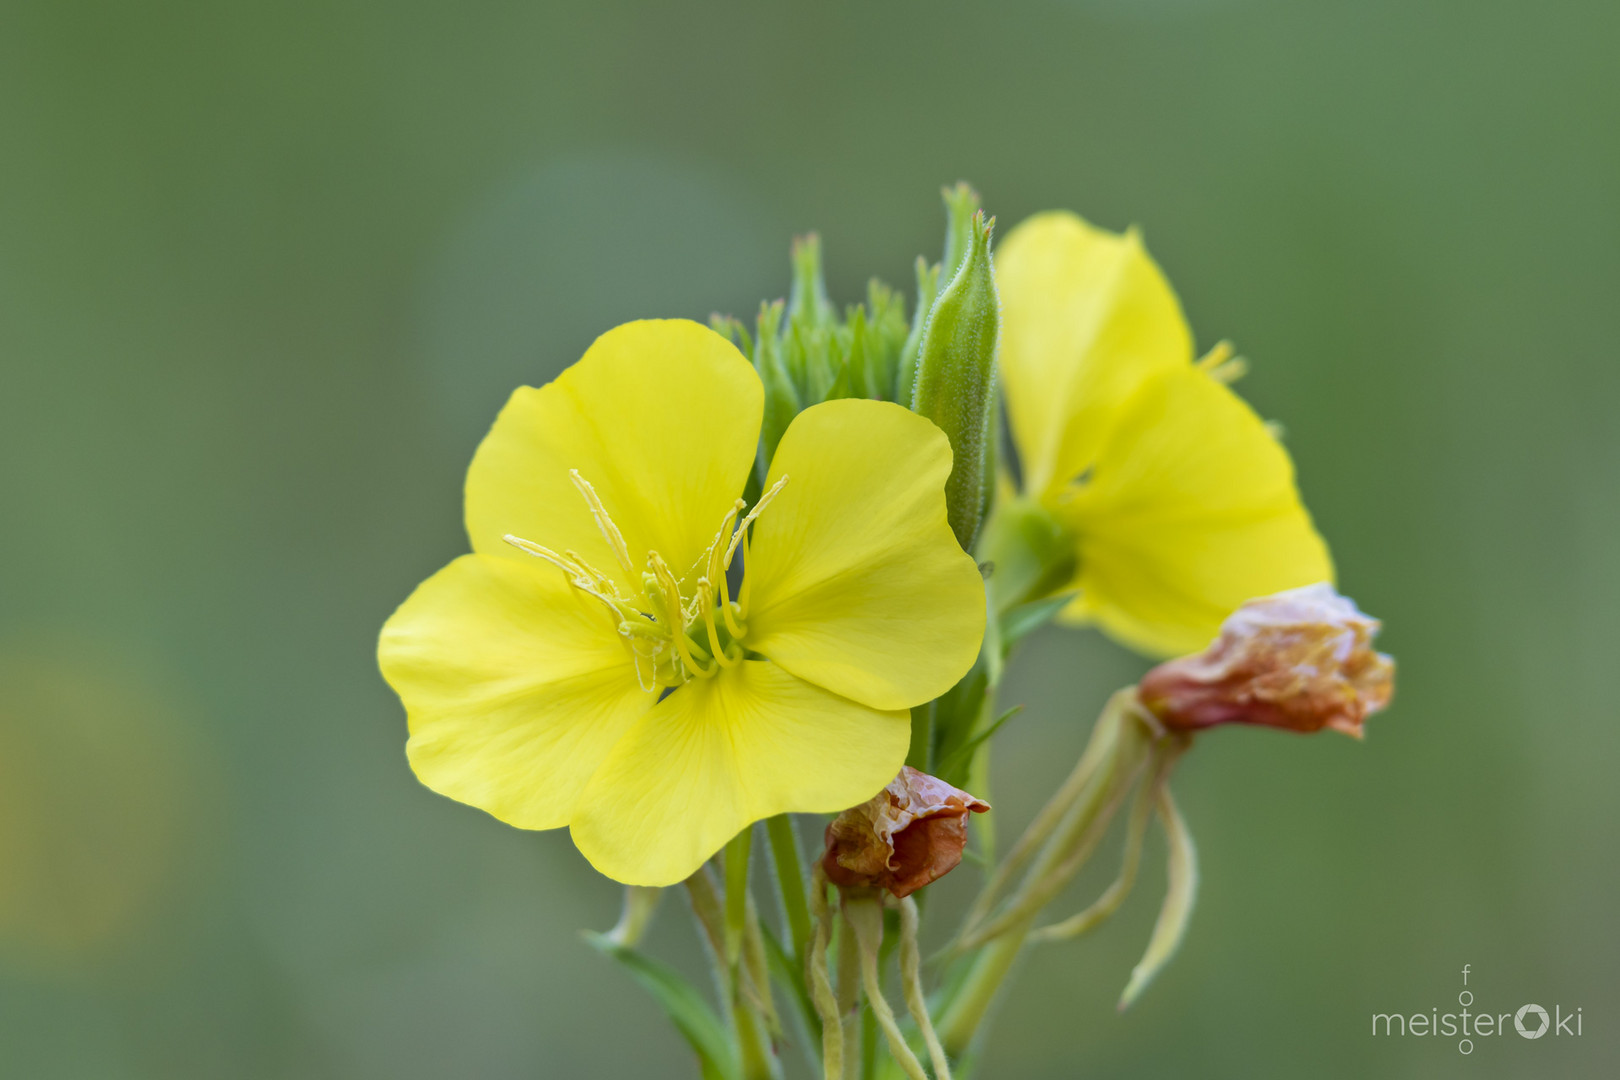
[504,471,788,691]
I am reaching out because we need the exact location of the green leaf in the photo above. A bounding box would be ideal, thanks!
[1118,785,1199,1010]
[929,666,989,789]
[585,932,742,1080]
[997,591,1077,653]
[938,705,1022,782]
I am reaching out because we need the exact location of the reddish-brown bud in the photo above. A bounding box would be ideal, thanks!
[1137,584,1395,738]
[821,767,990,898]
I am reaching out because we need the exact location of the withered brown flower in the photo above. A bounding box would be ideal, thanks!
[1137,583,1394,737]
[821,767,990,898]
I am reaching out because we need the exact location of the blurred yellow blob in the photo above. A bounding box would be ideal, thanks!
[993,211,1334,657]
[0,646,196,973]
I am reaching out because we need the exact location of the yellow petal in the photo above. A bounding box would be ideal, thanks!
[998,211,1191,501]
[569,660,910,886]
[465,319,762,593]
[379,554,655,829]
[1058,366,1334,657]
[742,399,986,711]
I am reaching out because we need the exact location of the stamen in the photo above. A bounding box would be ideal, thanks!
[569,470,635,576]
[713,553,747,640]
[651,551,715,678]
[629,647,655,693]
[563,548,621,597]
[721,599,747,641]
[696,579,738,668]
[705,499,746,585]
[504,534,622,612]
[1197,341,1247,384]
[736,529,754,617]
[723,475,788,569]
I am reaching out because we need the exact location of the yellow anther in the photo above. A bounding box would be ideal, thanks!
[563,549,620,596]
[504,534,622,613]
[704,498,746,585]
[569,470,635,576]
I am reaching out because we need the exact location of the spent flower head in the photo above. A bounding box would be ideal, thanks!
[1137,583,1394,737]
[821,766,989,898]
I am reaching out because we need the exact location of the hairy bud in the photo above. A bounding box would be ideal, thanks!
[910,203,1001,552]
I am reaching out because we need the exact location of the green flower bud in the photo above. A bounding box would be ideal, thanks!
[895,256,941,404]
[939,181,982,284]
[785,233,840,404]
[750,300,799,481]
[910,209,1001,552]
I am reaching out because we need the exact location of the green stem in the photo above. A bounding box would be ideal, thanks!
[939,701,1152,1055]
[935,919,1029,1058]
[963,690,1129,934]
[726,827,752,967]
[766,815,813,965]
[735,992,779,1080]
[603,885,662,948]
[836,915,861,1080]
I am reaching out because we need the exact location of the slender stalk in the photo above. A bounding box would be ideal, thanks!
[695,856,779,1080]
[844,898,929,1080]
[685,869,730,993]
[726,828,753,966]
[860,1008,878,1080]
[960,743,1149,950]
[735,991,779,1080]
[743,891,781,1033]
[766,814,813,964]
[807,867,844,1080]
[899,898,952,1080]
[963,691,1130,932]
[604,885,662,948]
[939,710,1153,1054]
[935,916,1028,1058]
[1031,748,1163,942]
[836,911,862,1080]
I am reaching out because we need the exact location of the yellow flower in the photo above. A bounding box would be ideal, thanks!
[378,319,986,886]
[993,211,1333,657]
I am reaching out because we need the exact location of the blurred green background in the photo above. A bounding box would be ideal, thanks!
[2,1,1616,1076]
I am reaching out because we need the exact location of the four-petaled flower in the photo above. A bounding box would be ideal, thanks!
[993,211,1334,657]
[378,320,986,886]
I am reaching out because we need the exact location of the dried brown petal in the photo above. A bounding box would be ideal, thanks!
[1137,583,1395,737]
[821,767,990,898]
